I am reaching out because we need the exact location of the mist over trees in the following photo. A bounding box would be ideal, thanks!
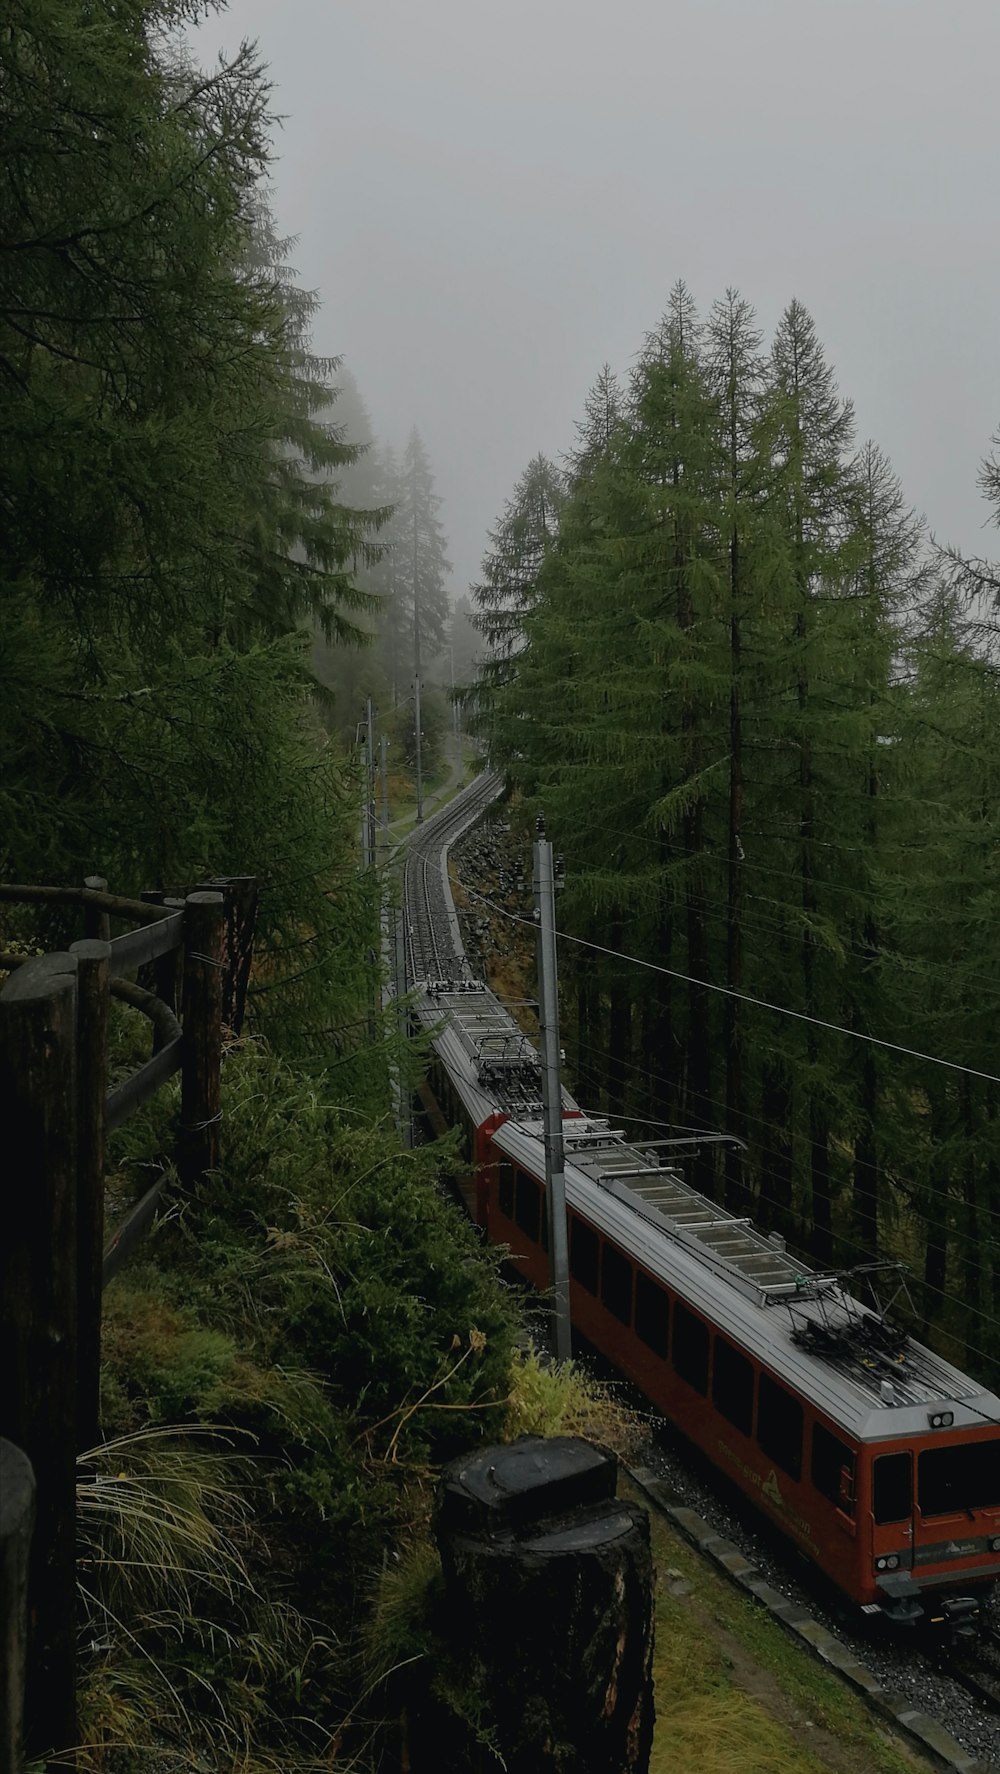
[310,394,479,779]
[473,282,1000,1373]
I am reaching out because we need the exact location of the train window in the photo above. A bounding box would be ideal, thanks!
[919,1441,1000,1517]
[811,1423,856,1517]
[570,1217,599,1294]
[873,1452,911,1525]
[635,1272,669,1358]
[514,1170,541,1242]
[757,1374,803,1482]
[672,1302,709,1395]
[712,1336,754,1436]
[498,1161,514,1220]
[601,1243,633,1326]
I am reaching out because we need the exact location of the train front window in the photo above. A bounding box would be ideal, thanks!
[498,1161,514,1220]
[919,1440,1000,1517]
[873,1452,911,1524]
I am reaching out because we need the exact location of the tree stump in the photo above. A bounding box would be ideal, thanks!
[433,1436,654,1773]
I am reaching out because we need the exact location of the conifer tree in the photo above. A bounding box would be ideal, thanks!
[705,290,767,1206]
[759,299,856,1260]
[393,428,451,677]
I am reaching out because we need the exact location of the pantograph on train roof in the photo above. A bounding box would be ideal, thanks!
[425,981,543,1110]
[503,1112,980,1412]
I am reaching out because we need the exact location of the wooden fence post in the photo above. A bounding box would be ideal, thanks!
[197,877,258,1035]
[180,892,224,1189]
[82,875,110,943]
[69,938,111,1454]
[0,954,79,1768]
[0,1439,35,1774]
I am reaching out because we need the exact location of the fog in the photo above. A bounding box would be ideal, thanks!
[192,0,999,598]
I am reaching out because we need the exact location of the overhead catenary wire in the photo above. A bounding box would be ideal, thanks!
[463,884,1000,1088]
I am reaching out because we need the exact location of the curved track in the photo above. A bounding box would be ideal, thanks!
[402,771,502,986]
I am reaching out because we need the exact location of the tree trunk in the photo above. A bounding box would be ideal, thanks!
[724,531,745,1210]
[433,1438,654,1774]
[761,1064,794,1238]
[852,1049,879,1266]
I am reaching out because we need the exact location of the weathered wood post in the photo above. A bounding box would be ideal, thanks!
[432,1436,654,1774]
[69,937,111,1452]
[197,876,258,1035]
[0,1440,35,1774]
[82,875,110,942]
[156,897,187,1035]
[0,953,80,1768]
[179,891,224,1188]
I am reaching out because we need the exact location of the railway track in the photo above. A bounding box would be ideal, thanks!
[938,1620,1000,1713]
[402,770,502,985]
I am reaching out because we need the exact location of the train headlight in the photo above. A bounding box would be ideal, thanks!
[990,1536,1000,1554]
[927,1410,955,1429]
[875,1555,900,1572]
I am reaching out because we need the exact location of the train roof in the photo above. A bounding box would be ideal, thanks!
[493,1115,1000,1446]
[415,982,553,1123]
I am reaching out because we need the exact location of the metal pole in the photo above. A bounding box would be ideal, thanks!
[533,817,571,1362]
[365,696,377,866]
[380,733,390,842]
[392,899,412,1148]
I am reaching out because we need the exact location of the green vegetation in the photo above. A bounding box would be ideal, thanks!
[474,282,1000,1374]
[85,1045,519,1769]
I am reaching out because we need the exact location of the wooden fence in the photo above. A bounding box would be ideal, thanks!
[0,875,257,1774]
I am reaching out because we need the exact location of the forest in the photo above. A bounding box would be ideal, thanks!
[473,282,1000,1375]
[3,0,999,1769]
[0,4,520,1769]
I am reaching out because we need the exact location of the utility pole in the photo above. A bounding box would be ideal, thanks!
[380,732,390,849]
[533,816,571,1362]
[365,696,377,867]
[363,698,377,1049]
[449,641,459,769]
[412,461,424,825]
[360,714,373,874]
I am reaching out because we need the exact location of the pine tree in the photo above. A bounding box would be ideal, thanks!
[759,298,857,1261]
[393,428,451,678]
[705,290,767,1207]
[567,364,624,485]
[473,454,565,660]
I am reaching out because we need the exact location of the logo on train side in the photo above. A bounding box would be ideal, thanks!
[762,1468,783,1509]
[717,1439,815,1546]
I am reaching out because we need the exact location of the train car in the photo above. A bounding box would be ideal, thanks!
[404,781,1000,1629]
[414,978,577,1225]
[479,1108,1000,1629]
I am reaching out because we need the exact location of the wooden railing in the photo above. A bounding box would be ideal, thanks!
[0,875,257,1773]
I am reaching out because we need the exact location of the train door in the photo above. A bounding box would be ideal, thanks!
[870,1448,915,1601]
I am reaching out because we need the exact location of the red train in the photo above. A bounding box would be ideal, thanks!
[418,980,1000,1629]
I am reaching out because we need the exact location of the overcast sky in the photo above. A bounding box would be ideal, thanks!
[193,0,999,601]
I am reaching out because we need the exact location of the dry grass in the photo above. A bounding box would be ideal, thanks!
[503,1342,646,1459]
